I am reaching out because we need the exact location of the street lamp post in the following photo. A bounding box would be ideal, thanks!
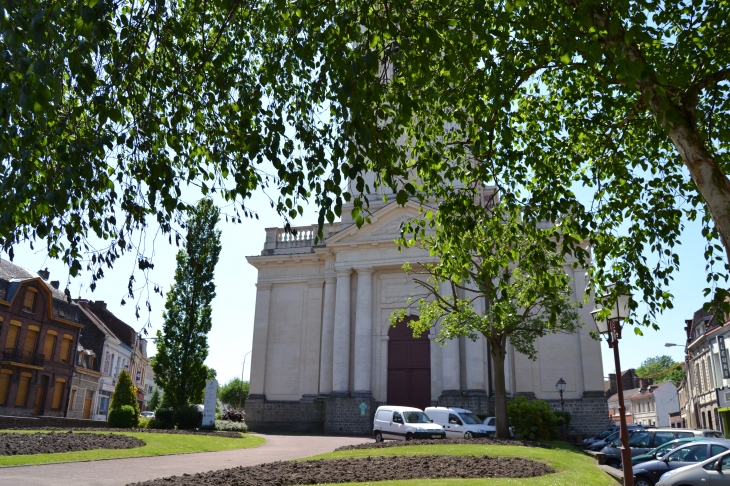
[555,378,568,442]
[240,350,252,410]
[592,286,633,486]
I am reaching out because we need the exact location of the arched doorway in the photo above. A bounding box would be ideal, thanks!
[387,315,431,409]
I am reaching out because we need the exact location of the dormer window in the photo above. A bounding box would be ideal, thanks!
[22,288,37,313]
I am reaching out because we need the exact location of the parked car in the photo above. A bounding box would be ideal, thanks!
[657,446,730,485]
[481,416,515,437]
[632,437,710,467]
[584,424,647,449]
[587,426,648,452]
[373,406,446,442]
[424,407,491,439]
[601,428,726,468]
[140,411,155,419]
[633,440,730,486]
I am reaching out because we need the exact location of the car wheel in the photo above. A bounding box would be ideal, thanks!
[634,476,654,486]
[605,459,621,469]
[405,433,414,441]
[374,431,383,443]
[464,431,473,439]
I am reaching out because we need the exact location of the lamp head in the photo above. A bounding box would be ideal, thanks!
[556,378,567,393]
[591,307,610,335]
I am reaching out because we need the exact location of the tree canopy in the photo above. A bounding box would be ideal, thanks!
[153,198,221,409]
[636,355,684,387]
[4,1,730,324]
[219,378,249,409]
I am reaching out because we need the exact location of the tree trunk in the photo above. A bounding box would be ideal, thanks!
[490,339,510,439]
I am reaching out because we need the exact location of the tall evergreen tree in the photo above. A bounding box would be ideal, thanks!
[148,388,162,411]
[110,369,140,415]
[153,199,221,409]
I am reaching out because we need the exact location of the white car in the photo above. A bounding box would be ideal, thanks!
[373,405,446,442]
[140,411,155,419]
[482,416,515,437]
[424,407,491,439]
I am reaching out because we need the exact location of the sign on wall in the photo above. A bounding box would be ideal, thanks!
[719,336,730,379]
[136,370,142,382]
[203,380,218,428]
[103,353,110,375]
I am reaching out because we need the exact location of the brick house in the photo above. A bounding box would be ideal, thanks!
[66,301,106,419]
[0,261,81,416]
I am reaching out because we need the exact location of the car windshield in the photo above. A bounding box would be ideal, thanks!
[596,429,614,440]
[458,413,482,425]
[654,441,679,457]
[403,411,431,424]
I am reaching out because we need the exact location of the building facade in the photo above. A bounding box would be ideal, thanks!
[66,303,105,419]
[0,262,81,417]
[246,190,608,435]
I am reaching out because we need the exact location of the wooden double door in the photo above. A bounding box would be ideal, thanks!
[387,316,431,410]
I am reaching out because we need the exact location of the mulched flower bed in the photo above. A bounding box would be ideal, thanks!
[335,437,552,451]
[129,455,554,485]
[0,431,145,456]
[2,427,243,439]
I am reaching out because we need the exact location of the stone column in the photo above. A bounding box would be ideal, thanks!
[302,279,324,396]
[464,289,486,391]
[332,269,352,394]
[249,283,272,396]
[353,267,374,394]
[318,277,337,395]
[440,285,461,393]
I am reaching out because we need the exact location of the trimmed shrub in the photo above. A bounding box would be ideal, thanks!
[109,405,139,428]
[110,370,140,416]
[176,405,202,430]
[137,417,151,429]
[507,396,557,441]
[147,418,163,429]
[214,420,248,432]
[155,408,176,429]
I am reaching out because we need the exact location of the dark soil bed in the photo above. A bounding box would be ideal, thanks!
[0,431,145,456]
[129,455,554,485]
[335,437,552,451]
[2,427,243,439]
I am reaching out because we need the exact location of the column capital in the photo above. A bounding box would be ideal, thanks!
[324,276,337,285]
[355,267,374,276]
[256,282,273,290]
[335,269,353,278]
[307,278,325,287]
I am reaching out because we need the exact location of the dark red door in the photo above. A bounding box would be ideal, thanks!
[387,316,431,409]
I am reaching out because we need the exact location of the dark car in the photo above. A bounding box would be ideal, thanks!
[632,438,709,467]
[587,425,648,452]
[601,428,726,468]
[632,439,730,486]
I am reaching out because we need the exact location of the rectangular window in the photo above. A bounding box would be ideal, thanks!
[42,333,56,361]
[68,388,77,411]
[4,323,20,351]
[59,335,73,363]
[0,370,11,405]
[22,328,38,357]
[15,373,31,406]
[22,289,36,313]
[51,379,65,409]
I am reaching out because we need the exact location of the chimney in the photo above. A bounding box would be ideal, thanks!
[640,378,650,391]
[50,280,59,289]
[38,268,50,280]
[91,301,107,310]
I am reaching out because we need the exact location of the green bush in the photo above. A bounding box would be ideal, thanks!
[213,420,248,432]
[108,405,139,428]
[147,418,163,429]
[507,396,557,441]
[110,370,140,416]
[137,417,151,429]
[154,408,176,429]
[554,410,572,430]
[176,405,202,430]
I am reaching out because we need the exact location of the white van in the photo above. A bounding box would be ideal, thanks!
[373,405,446,442]
[424,407,492,439]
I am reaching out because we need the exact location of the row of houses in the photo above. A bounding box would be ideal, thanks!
[0,259,159,420]
[605,369,681,427]
[677,306,730,433]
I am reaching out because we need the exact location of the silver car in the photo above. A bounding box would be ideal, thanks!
[657,447,730,485]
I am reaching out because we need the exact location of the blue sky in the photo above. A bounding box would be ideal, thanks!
[9,181,710,387]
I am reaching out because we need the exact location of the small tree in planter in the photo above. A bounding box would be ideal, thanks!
[109,369,140,428]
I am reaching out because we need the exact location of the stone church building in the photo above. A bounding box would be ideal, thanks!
[246,185,609,436]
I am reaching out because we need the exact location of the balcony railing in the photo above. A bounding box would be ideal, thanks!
[262,223,341,255]
[2,348,45,367]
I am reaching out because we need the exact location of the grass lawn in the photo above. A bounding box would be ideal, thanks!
[305,442,618,486]
[0,430,265,467]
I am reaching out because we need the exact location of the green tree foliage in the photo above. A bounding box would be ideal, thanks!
[636,355,684,387]
[153,199,221,409]
[109,369,139,427]
[148,388,162,411]
[219,378,249,409]
[5,1,730,322]
[193,366,219,404]
[508,396,558,442]
[392,201,581,439]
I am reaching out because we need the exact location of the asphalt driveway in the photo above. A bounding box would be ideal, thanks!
[0,433,371,486]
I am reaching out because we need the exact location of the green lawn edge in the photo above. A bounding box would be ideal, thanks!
[0,430,265,467]
[303,442,618,486]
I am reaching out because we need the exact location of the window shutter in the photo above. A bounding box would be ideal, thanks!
[22,329,38,356]
[43,334,56,360]
[52,379,65,409]
[59,337,72,363]
[69,388,77,411]
[0,371,10,405]
[15,374,31,406]
[5,324,19,351]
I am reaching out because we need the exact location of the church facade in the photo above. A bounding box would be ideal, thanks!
[246,194,609,436]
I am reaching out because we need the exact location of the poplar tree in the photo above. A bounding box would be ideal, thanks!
[153,199,221,409]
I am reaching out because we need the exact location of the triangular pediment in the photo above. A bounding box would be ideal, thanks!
[325,201,431,245]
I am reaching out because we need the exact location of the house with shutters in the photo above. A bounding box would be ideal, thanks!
[66,301,106,420]
[0,261,81,417]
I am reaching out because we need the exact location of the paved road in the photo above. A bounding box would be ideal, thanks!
[0,433,371,486]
